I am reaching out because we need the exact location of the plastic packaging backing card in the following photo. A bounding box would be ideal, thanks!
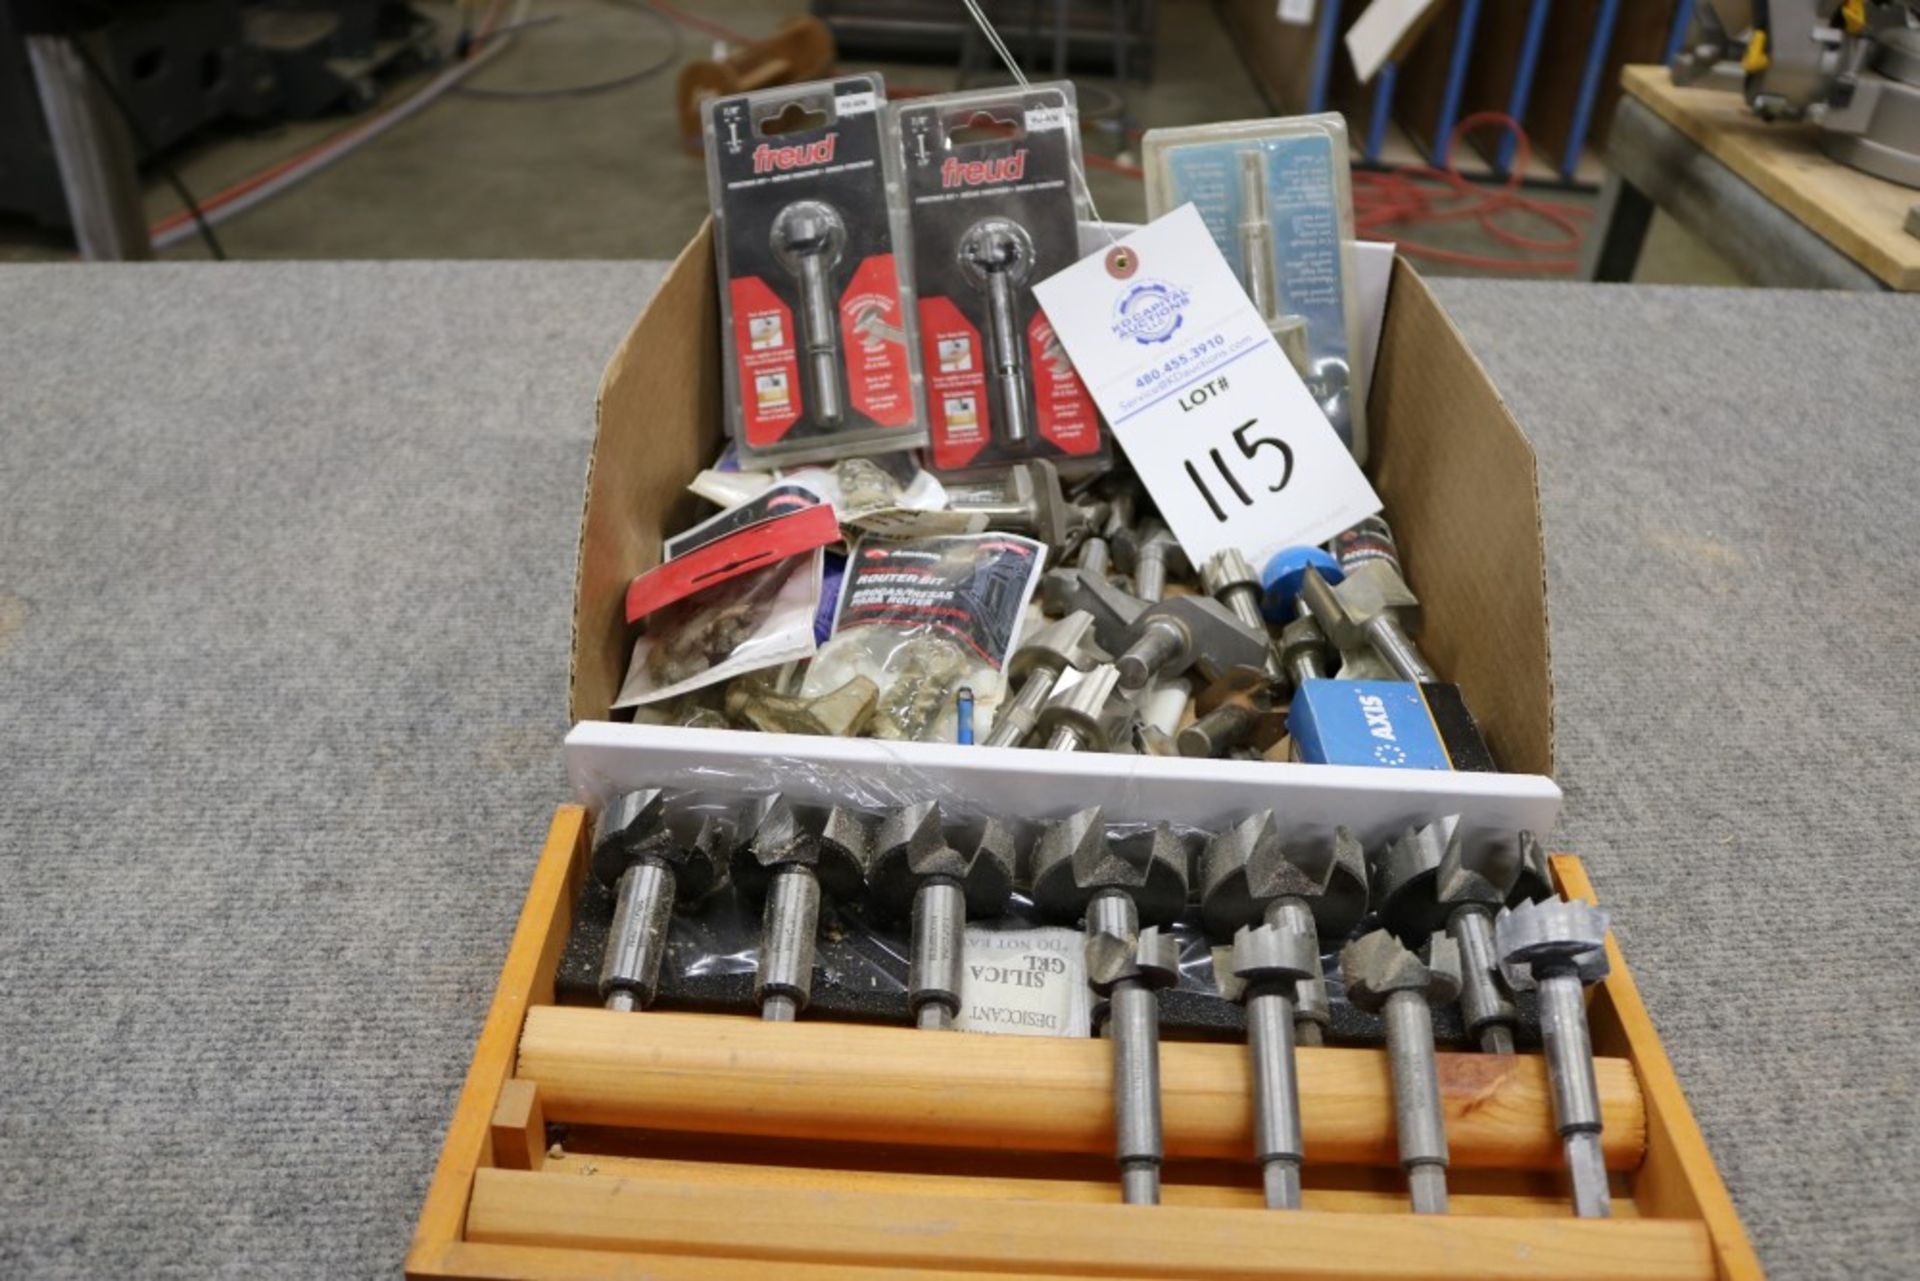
[1140,113,1370,462]
[706,74,929,467]
[889,82,1108,479]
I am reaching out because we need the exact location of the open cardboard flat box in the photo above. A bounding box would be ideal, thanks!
[567,222,1555,780]
[404,227,1760,1277]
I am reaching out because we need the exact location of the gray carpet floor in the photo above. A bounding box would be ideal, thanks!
[1,264,1913,1277]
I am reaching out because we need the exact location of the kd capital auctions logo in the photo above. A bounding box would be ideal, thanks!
[1110,279,1189,346]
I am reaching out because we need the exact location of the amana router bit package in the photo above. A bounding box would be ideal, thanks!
[1141,114,1369,462]
[705,74,928,467]
[889,83,1107,478]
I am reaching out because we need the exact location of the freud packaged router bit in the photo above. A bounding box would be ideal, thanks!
[705,75,927,467]
[890,83,1107,477]
[1140,114,1369,461]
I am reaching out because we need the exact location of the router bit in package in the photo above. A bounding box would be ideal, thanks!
[705,74,928,467]
[1140,113,1369,462]
[889,83,1108,478]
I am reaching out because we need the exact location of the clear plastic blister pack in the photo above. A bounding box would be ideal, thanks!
[889,82,1110,478]
[1140,113,1370,462]
[705,74,928,467]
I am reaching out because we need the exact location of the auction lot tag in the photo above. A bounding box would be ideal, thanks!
[1033,204,1380,566]
[957,925,1090,1038]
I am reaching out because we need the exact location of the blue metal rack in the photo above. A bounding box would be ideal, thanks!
[1562,0,1624,179]
[1495,0,1555,174]
[1430,0,1487,164]
[1308,0,1346,114]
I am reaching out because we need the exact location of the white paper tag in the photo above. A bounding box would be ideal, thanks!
[956,925,1089,1037]
[1278,0,1316,24]
[1033,205,1381,567]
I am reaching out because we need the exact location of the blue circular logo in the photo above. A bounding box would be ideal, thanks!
[1110,280,1189,346]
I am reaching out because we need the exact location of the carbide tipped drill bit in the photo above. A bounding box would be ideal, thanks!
[1497,897,1614,1218]
[1199,814,1369,1206]
[1032,808,1189,1204]
[1303,517,1435,683]
[870,802,1016,1030]
[1340,930,1462,1213]
[1371,819,1526,1054]
[592,790,730,1013]
[988,611,1102,747]
[733,796,873,1022]
[958,217,1036,446]
[770,201,848,429]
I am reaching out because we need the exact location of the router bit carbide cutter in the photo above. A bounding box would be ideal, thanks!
[1114,594,1270,693]
[1036,663,1123,752]
[1299,559,1435,684]
[988,611,1103,747]
[1201,548,1283,680]
[592,789,730,1014]
[1112,519,1190,604]
[871,802,1016,1031]
[1340,929,1463,1214]
[1032,808,1189,1204]
[733,796,873,1021]
[1372,821,1529,1054]
[1497,897,1614,1218]
[1198,813,1370,1208]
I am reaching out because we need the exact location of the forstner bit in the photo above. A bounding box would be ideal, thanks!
[1496,897,1614,1218]
[1371,820,1527,1054]
[958,217,1037,447]
[1032,808,1190,1204]
[987,611,1103,747]
[1112,518,1190,603]
[1035,663,1124,752]
[592,789,731,1013]
[1340,930,1463,1213]
[733,796,873,1021]
[870,802,1016,1031]
[1198,814,1370,1208]
[769,201,848,429]
[1113,594,1270,693]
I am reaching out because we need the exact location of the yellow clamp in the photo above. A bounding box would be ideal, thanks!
[1742,29,1771,74]
[1842,0,1867,34]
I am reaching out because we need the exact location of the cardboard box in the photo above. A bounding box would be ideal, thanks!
[570,221,1554,778]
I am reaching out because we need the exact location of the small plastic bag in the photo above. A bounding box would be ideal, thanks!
[613,550,823,709]
[801,533,1045,741]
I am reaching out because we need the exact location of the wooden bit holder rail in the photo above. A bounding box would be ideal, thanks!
[407,806,1764,1280]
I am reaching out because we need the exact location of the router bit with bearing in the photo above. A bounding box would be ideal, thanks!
[1340,929,1463,1214]
[733,795,873,1021]
[593,789,731,1014]
[987,611,1103,747]
[1299,559,1435,685]
[1497,896,1614,1218]
[1032,808,1190,1205]
[1198,813,1369,1207]
[870,802,1016,1030]
[1371,820,1527,1054]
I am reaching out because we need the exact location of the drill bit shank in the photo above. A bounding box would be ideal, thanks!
[872,803,1016,1030]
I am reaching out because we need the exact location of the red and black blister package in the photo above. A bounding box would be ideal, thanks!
[705,74,928,467]
[889,82,1107,479]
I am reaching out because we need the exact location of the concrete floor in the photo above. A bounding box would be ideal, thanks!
[0,0,1743,282]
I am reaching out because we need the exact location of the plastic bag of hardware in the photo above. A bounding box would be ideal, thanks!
[1140,113,1369,462]
[888,82,1108,478]
[801,532,1046,742]
[613,549,825,709]
[705,74,928,467]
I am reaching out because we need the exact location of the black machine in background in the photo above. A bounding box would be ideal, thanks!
[0,0,433,233]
